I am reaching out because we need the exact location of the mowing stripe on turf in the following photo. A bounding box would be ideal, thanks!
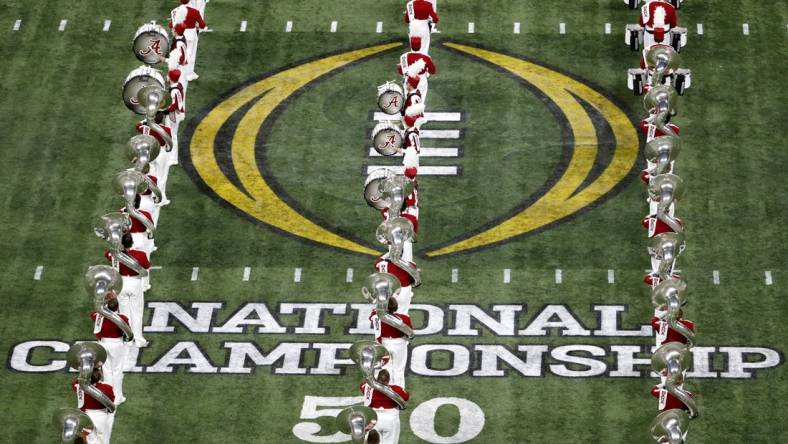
[503,268,511,284]
[376,21,383,33]
[13,19,21,31]
[103,20,111,32]
[368,147,459,157]
[365,166,458,176]
[555,269,563,284]
[240,20,247,32]
[608,269,615,284]
[191,267,199,281]
[765,271,773,285]
[33,265,43,280]
[697,23,704,35]
[468,22,475,33]
[713,270,720,285]
[451,268,459,283]
[285,21,292,32]
[59,19,67,32]
[373,112,461,122]
[559,22,566,34]
[330,21,338,32]
[420,129,461,139]
[346,268,354,283]
[242,267,251,281]
[605,23,611,34]
[742,23,750,35]
[294,268,303,282]
[513,22,520,34]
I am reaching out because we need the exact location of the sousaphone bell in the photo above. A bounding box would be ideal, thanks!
[335,405,378,444]
[650,409,690,444]
[645,136,681,176]
[648,173,685,233]
[651,278,694,347]
[52,407,94,444]
[127,134,162,171]
[651,342,698,418]
[648,232,686,281]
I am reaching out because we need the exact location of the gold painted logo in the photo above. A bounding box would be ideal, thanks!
[184,42,638,258]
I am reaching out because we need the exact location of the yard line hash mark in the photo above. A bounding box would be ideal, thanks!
[103,20,111,32]
[765,271,773,286]
[59,19,68,32]
[294,268,302,282]
[13,20,21,31]
[191,267,199,281]
[376,21,383,33]
[503,269,511,284]
[285,21,292,32]
[468,22,475,33]
[559,23,566,34]
[696,23,704,35]
[605,23,611,34]
[240,20,247,32]
[243,267,251,282]
[555,269,563,284]
[513,22,520,34]
[713,270,720,285]
[451,268,459,283]
[742,23,750,35]
[34,265,43,280]
[608,269,615,284]
[330,21,338,33]
[346,268,354,283]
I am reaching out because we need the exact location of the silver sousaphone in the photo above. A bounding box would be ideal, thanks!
[645,45,682,86]
[86,265,134,341]
[136,84,173,147]
[645,135,681,176]
[375,217,421,286]
[335,405,378,444]
[133,22,170,65]
[650,409,690,444]
[94,212,149,278]
[644,84,679,131]
[652,342,698,418]
[66,343,116,413]
[113,169,161,238]
[361,273,414,340]
[651,278,694,347]
[127,134,162,171]
[52,407,94,444]
[122,66,165,114]
[371,122,404,156]
[349,341,408,410]
[648,173,685,233]
[648,232,686,281]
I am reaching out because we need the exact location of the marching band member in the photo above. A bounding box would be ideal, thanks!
[71,367,115,444]
[105,234,151,347]
[650,379,695,414]
[400,74,422,116]
[403,102,426,132]
[90,296,131,405]
[398,39,435,102]
[639,0,678,49]
[360,370,410,444]
[370,297,413,387]
[375,254,417,314]
[135,112,173,152]
[651,309,695,346]
[171,0,207,81]
[640,116,680,141]
[122,195,156,254]
[168,23,189,72]
[642,214,683,237]
[166,69,186,126]
[403,0,439,54]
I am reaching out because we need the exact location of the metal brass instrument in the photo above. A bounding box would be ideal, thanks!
[648,174,685,233]
[645,135,681,176]
[66,343,116,413]
[335,405,378,444]
[375,218,420,286]
[349,341,407,410]
[645,45,681,86]
[85,265,134,341]
[127,134,161,171]
[652,343,698,418]
[94,212,149,278]
[362,273,414,340]
[122,66,165,114]
[113,169,160,238]
[364,169,397,210]
[644,84,678,135]
[136,84,173,147]
[651,278,694,347]
[648,232,685,281]
[379,176,414,218]
[650,409,690,444]
[52,407,94,444]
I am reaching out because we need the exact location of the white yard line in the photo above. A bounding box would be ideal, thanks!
[191,267,199,281]
[376,21,383,33]
[33,265,43,281]
[513,22,520,34]
[346,268,354,283]
[368,147,459,157]
[240,20,247,32]
[742,23,750,35]
[285,21,292,32]
[712,270,720,285]
[59,19,68,32]
[559,23,566,34]
[366,166,459,176]
[420,129,461,139]
[451,268,459,283]
[330,21,338,33]
[13,19,21,31]
[607,269,615,284]
[468,22,475,33]
[765,271,773,286]
[374,111,461,122]
[696,23,704,35]
[605,23,611,34]
[294,267,302,282]
[555,269,563,284]
[242,267,251,281]
[103,19,111,32]
[503,268,511,284]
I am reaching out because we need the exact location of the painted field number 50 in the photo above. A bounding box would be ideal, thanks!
[292,396,485,443]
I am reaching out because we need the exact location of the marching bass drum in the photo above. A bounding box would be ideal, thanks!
[122,66,166,114]
[133,22,171,65]
[370,122,404,156]
[377,81,405,115]
[364,168,396,209]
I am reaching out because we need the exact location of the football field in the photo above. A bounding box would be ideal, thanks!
[1,0,788,442]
